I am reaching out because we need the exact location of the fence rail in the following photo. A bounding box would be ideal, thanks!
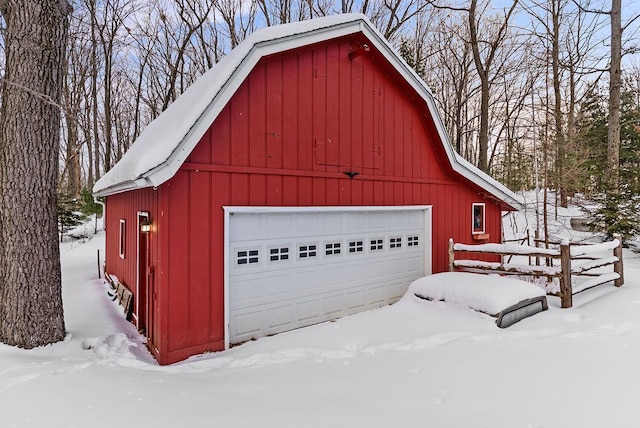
[448,235,624,308]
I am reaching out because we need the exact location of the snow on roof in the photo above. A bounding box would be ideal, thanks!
[92,13,521,209]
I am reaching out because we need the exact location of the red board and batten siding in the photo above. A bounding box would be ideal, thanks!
[104,34,506,364]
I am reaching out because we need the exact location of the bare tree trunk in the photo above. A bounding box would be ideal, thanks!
[467,0,519,173]
[608,0,621,191]
[550,0,567,207]
[89,0,101,181]
[0,0,70,348]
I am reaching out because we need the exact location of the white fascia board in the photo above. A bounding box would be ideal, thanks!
[93,178,152,198]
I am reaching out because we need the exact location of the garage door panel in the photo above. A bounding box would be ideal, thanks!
[228,207,430,344]
[295,299,322,324]
[367,286,386,306]
[386,281,407,300]
[233,310,263,339]
[265,304,294,331]
[346,290,366,310]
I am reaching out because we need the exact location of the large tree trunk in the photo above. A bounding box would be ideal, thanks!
[0,0,71,348]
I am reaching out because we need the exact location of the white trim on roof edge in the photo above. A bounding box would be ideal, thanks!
[93,13,521,209]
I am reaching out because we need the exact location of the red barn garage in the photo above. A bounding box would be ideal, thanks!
[94,14,520,365]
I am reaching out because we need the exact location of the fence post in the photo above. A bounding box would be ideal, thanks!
[559,242,572,308]
[534,230,540,266]
[613,234,624,287]
[448,238,455,272]
[526,229,531,265]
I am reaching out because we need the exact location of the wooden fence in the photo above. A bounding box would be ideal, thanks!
[448,235,624,308]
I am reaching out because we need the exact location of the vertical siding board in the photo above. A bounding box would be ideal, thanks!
[383,80,394,176]
[339,179,351,205]
[231,174,249,205]
[325,46,340,171]
[413,116,423,178]
[166,172,190,351]
[384,181,394,205]
[266,175,283,205]
[298,176,313,205]
[189,171,212,345]
[413,182,421,205]
[210,172,229,342]
[361,59,375,171]
[266,59,283,169]
[231,80,250,167]
[350,50,364,174]
[211,105,231,165]
[312,177,326,205]
[326,178,340,205]
[394,92,405,177]
[339,42,352,169]
[282,55,299,171]
[249,63,267,168]
[361,180,374,205]
[298,51,314,171]
[282,176,298,205]
[373,180,384,205]
[404,182,413,205]
[312,48,327,172]
[404,109,415,178]
[351,179,363,206]
[157,185,170,359]
[250,174,267,206]
[188,127,213,164]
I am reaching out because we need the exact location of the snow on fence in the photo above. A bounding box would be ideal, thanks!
[448,235,624,308]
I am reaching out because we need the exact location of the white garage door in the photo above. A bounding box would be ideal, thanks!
[225,206,431,344]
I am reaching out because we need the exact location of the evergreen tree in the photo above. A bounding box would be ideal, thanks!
[57,192,85,242]
[79,187,103,234]
[578,83,640,238]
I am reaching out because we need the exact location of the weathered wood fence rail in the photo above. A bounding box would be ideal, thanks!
[448,236,624,308]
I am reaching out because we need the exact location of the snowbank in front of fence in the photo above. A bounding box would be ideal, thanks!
[407,271,547,316]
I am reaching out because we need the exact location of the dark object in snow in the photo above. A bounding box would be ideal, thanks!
[496,296,548,328]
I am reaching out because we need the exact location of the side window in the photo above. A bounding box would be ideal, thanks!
[472,203,485,234]
[119,219,126,259]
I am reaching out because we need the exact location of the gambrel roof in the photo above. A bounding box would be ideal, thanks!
[93,13,521,209]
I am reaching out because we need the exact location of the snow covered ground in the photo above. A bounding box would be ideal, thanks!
[3,193,640,428]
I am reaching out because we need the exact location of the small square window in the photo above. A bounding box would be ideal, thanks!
[472,203,485,234]
[408,236,419,247]
[325,242,341,256]
[348,240,364,253]
[119,219,126,259]
[269,247,289,262]
[370,238,384,251]
[390,237,402,249]
[299,244,317,259]
[237,249,259,265]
